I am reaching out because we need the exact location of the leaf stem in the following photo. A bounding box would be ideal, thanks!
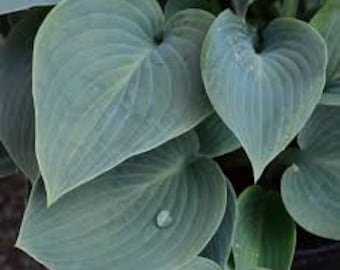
[319,92,340,106]
[282,0,299,17]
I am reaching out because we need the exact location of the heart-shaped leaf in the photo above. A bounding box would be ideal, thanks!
[0,143,16,178]
[33,0,215,204]
[180,257,222,270]
[0,9,45,181]
[196,113,240,157]
[281,106,340,240]
[231,0,255,19]
[17,132,227,270]
[233,186,296,270]
[0,0,58,15]
[201,179,237,266]
[202,10,327,180]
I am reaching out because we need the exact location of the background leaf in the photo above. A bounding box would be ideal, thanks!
[281,106,340,240]
[196,113,240,157]
[0,0,58,15]
[201,179,237,266]
[233,186,296,270]
[202,10,327,180]
[0,143,16,178]
[164,0,220,17]
[0,9,44,181]
[33,0,215,204]
[16,133,227,270]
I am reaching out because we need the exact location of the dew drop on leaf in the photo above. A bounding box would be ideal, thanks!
[156,209,174,229]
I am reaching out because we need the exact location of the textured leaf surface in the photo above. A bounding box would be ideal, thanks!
[282,106,340,240]
[180,257,222,270]
[231,0,255,18]
[0,9,43,180]
[17,133,227,270]
[196,113,240,157]
[0,144,16,178]
[0,0,58,15]
[202,10,327,180]
[33,0,214,204]
[201,179,236,266]
[233,186,296,270]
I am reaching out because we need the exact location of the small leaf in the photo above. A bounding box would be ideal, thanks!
[33,0,215,204]
[0,0,58,15]
[196,113,240,157]
[16,133,227,270]
[0,9,45,181]
[202,10,327,180]
[281,106,340,240]
[231,0,255,19]
[180,257,222,270]
[0,143,17,178]
[233,186,296,270]
[201,179,237,266]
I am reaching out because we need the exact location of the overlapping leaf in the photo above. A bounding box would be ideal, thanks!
[231,0,255,19]
[233,186,296,270]
[311,0,340,105]
[282,106,340,240]
[201,179,237,266]
[196,113,240,157]
[202,10,327,180]
[0,9,43,181]
[16,132,228,270]
[164,0,219,17]
[180,257,222,270]
[0,0,57,15]
[33,0,215,204]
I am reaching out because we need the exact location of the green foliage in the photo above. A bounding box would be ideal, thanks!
[0,0,339,269]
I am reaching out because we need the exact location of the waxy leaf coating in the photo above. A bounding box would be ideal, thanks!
[17,133,227,270]
[33,0,214,204]
[202,10,327,180]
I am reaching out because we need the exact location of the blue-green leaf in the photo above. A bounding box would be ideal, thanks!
[196,113,240,157]
[201,179,237,266]
[282,106,340,240]
[164,0,220,17]
[202,10,327,180]
[180,257,222,270]
[16,133,227,270]
[0,0,58,15]
[0,9,44,181]
[33,0,214,204]
[233,186,296,270]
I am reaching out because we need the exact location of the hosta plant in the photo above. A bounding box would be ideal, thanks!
[0,0,339,269]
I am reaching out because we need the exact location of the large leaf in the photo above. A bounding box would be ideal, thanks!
[196,113,240,157]
[180,257,222,270]
[33,0,215,204]
[0,0,58,15]
[0,143,16,178]
[281,106,340,240]
[201,10,327,180]
[233,186,296,270]
[16,132,227,270]
[201,179,237,266]
[0,9,44,181]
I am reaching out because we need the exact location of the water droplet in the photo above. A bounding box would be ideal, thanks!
[292,164,299,173]
[156,210,173,229]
